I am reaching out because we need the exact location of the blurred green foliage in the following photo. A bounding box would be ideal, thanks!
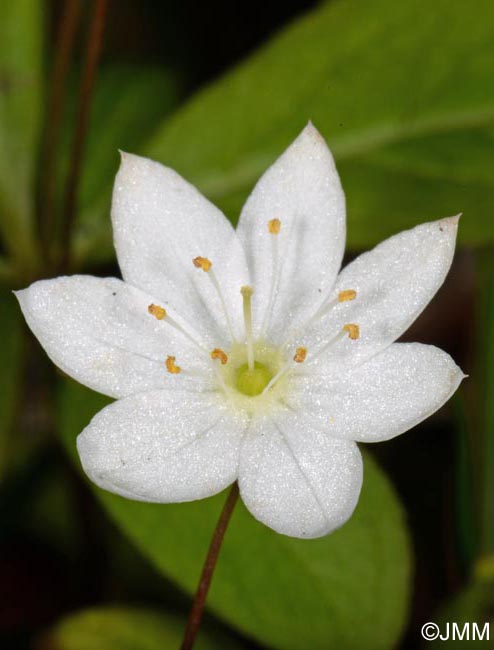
[0,293,24,479]
[60,63,177,265]
[431,571,494,648]
[0,0,43,274]
[78,0,494,263]
[49,606,243,650]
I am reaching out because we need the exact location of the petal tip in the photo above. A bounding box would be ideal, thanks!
[13,284,32,308]
[300,120,324,143]
[117,151,156,178]
[442,213,462,228]
[118,150,139,169]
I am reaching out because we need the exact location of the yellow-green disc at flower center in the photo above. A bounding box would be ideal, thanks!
[236,362,273,396]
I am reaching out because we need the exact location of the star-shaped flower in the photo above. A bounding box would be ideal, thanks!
[16,124,464,539]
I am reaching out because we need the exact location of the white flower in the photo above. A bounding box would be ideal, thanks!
[16,123,464,539]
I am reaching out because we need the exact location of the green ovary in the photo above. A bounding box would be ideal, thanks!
[236,362,273,396]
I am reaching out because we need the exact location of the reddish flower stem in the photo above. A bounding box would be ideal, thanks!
[180,482,240,650]
[59,0,108,272]
[39,0,82,260]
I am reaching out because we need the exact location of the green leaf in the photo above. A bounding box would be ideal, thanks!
[82,0,494,250]
[0,0,43,270]
[66,63,178,265]
[0,290,24,480]
[48,606,243,650]
[430,575,494,648]
[59,381,412,650]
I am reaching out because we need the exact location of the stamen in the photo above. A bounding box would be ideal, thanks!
[165,355,181,374]
[268,218,281,234]
[261,219,282,335]
[303,322,361,365]
[338,289,357,302]
[343,323,360,340]
[262,365,288,394]
[192,256,212,272]
[262,346,307,395]
[281,289,357,348]
[208,347,232,397]
[293,347,307,363]
[148,303,166,320]
[192,256,236,341]
[211,348,228,365]
[148,304,206,352]
[211,362,232,398]
[241,285,255,370]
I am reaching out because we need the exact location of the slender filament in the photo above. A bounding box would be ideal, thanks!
[209,269,236,342]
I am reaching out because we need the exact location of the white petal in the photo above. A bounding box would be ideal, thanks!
[16,276,212,399]
[112,153,250,344]
[289,343,464,442]
[301,216,459,366]
[77,389,248,502]
[236,123,345,341]
[238,413,362,538]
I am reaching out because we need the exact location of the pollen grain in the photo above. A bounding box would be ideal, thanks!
[211,348,228,365]
[165,356,181,374]
[148,303,167,320]
[343,323,360,340]
[293,346,307,363]
[193,256,212,272]
[338,289,357,302]
[268,218,281,234]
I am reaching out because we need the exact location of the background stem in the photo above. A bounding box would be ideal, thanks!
[38,0,81,263]
[476,249,494,557]
[59,0,108,272]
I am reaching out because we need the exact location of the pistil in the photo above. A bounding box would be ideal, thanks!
[241,285,255,370]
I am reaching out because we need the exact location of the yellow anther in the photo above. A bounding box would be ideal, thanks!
[211,348,228,365]
[338,289,357,302]
[193,256,212,272]
[343,323,360,340]
[148,303,167,320]
[293,347,307,363]
[165,355,181,374]
[268,218,281,234]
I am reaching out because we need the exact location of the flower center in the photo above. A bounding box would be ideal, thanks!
[146,218,361,410]
[217,341,283,402]
[235,361,273,396]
